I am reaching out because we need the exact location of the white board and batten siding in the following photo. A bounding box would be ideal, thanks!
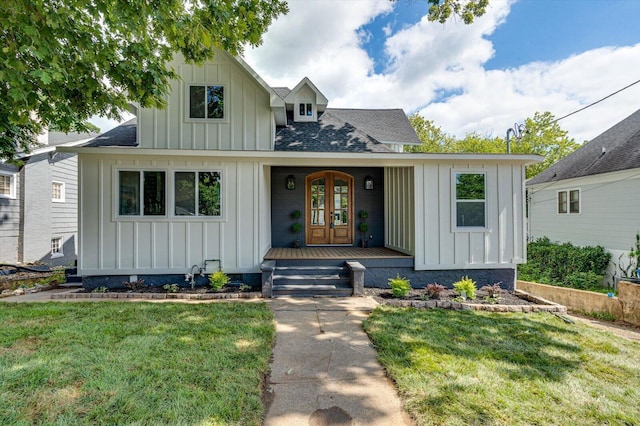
[137,52,274,152]
[78,154,271,276]
[390,161,527,270]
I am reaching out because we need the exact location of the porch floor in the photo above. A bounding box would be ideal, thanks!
[264,247,412,260]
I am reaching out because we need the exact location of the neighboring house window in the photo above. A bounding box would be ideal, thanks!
[52,181,65,202]
[557,191,567,214]
[51,237,63,257]
[189,85,224,119]
[118,171,166,216]
[454,172,486,228]
[299,103,313,117]
[557,189,580,214]
[174,171,221,217]
[0,172,16,199]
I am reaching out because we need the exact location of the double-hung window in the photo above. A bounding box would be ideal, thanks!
[52,181,65,202]
[454,172,486,229]
[189,85,224,119]
[558,189,580,214]
[51,237,63,257]
[118,171,166,216]
[0,172,16,199]
[174,171,222,217]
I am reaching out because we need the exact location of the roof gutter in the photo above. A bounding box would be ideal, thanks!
[57,145,542,165]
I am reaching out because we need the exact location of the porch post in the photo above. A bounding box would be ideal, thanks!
[261,260,276,298]
[347,261,366,296]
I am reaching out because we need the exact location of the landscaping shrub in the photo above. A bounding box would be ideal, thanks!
[453,276,476,300]
[519,237,611,292]
[209,270,230,290]
[388,275,412,297]
[425,283,446,299]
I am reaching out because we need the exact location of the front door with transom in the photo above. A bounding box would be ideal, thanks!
[306,171,354,245]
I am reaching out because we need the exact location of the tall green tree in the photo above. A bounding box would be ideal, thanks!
[511,111,581,178]
[407,111,579,179]
[0,0,288,161]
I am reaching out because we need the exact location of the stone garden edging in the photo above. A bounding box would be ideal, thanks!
[51,291,262,300]
[379,289,567,313]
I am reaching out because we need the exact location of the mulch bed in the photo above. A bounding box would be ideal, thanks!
[364,287,536,306]
[78,285,258,294]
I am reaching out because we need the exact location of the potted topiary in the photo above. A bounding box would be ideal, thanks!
[291,210,303,248]
[358,210,369,248]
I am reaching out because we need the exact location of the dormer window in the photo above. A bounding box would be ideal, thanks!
[189,85,224,119]
[299,103,313,117]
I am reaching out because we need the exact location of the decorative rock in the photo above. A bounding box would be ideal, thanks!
[13,288,25,296]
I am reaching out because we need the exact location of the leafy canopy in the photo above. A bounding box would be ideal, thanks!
[425,0,489,24]
[407,112,580,178]
[0,0,288,161]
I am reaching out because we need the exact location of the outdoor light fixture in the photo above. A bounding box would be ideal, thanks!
[364,176,374,190]
[286,175,295,190]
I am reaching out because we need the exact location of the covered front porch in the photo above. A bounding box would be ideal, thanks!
[263,246,412,260]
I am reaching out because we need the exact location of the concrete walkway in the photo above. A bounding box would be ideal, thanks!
[264,297,412,426]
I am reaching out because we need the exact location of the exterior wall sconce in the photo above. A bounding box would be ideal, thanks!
[364,176,374,190]
[286,175,295,190]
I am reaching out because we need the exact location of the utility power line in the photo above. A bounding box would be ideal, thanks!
[552,78,640,123]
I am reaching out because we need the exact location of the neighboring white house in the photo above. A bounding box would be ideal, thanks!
[527,108,640,283]
[0,131,98,266]
[60,49,540,292]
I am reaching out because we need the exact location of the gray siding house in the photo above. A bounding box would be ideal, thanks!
[527,108,640,282]
[0,131,97,266]
[61,50,539,294]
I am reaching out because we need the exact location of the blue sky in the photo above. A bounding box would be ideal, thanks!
[243,0,640,143]
[93,0,640,143]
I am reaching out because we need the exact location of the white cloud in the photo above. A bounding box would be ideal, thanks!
[246,0,640,144]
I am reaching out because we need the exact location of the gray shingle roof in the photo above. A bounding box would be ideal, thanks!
[272,87,291,99]
[275,110,396,153]
[528,108,640,185]
[48,130,101,146]
[327,108,421,145]
[82,118,137,147]
[275,108,419,152]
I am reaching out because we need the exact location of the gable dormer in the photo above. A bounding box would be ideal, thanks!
[283,77,328,123]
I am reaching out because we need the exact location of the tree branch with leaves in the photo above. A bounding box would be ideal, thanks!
[0,0,288,161]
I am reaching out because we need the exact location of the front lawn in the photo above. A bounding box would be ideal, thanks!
[0,302,275,425]
[364,307,640,425]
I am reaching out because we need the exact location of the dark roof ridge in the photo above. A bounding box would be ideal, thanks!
[528,107,640,185]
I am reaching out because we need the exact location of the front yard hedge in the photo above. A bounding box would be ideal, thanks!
[518,237,611,292]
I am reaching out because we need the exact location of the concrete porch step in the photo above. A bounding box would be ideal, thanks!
[272,284,353,297]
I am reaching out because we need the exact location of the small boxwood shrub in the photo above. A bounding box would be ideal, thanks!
[388,275,412,298]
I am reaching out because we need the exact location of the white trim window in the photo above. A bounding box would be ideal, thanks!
[51,237,63,257]
[299,103,313,117]
[188,84,225,120]
[174,171,222,217]
[0,172,16,199]
[454,172,487,229]
[557,189,580,214]
[52,181,65,202]
[118,170,166,216]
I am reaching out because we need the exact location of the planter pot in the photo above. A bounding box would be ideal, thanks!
[360,240,369,248]
[293,240,301,248]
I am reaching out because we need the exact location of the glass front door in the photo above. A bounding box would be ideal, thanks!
[306,171,353,245]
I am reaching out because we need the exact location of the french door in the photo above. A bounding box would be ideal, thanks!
[305,171,353,245]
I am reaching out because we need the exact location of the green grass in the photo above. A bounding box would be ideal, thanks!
[364,307,640,425]
[0,302,275,425]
